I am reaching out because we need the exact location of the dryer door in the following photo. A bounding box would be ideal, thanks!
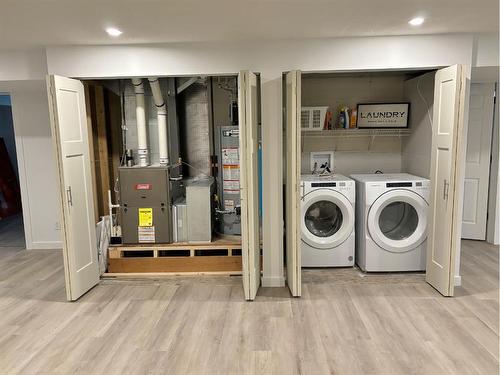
[301,189,354,249]
[368,189,428,253]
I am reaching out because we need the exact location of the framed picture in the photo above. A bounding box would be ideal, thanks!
[356,103,410,129]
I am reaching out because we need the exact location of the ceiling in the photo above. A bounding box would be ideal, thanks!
[0,0,498,50]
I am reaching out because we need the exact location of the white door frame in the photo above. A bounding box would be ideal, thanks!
[470,69,500,245]
[239,70,261,300]
[487,82,499,245]
[285,70,302,297]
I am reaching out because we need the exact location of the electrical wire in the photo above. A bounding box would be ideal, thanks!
[181,161,211,178]
[119,148,127,167]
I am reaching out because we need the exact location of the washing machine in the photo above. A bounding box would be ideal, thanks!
[301,174,355,267]
[351,173,430,272]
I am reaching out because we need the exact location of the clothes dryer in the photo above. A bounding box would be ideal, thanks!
[351,173,429,272]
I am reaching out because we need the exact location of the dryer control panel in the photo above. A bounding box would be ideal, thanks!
[386,182,413,188]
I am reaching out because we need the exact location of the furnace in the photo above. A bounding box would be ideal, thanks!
[119,166,172,244]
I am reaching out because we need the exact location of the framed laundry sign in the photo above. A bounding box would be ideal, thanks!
[356,103,410,128]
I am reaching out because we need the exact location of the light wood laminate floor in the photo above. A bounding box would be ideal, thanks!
[0,240,497,374]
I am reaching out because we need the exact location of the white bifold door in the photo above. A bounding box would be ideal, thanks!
[47,75,100,301]
[285,70,302,297]
[426,65,468,297]
[239,71,261,300]
[461,83,495,240]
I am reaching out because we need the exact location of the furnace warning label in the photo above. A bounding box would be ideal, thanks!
[223,165,240,181]
[138,226,155,243]
[222,148,239,165]
[138,208,153,227]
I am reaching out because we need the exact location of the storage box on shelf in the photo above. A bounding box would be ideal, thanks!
[301,107,329,130]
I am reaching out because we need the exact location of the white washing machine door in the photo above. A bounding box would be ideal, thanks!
[368,189,428,253]
[301,189,354,249]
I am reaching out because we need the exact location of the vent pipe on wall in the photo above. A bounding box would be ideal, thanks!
[131,78,149,167]
[148,77,169,166]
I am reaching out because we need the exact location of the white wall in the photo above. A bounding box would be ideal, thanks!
[45,34,474,78]
[301,150,402,175]
[0,81,61,249]
[44,34,474,286]
[473,33,500,68]
[0,49,48,81]
[402,72,436,178]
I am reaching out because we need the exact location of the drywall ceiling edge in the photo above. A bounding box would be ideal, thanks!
[44,34,474,80]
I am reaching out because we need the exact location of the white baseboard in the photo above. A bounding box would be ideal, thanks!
[28,241,62,250]
[261,276,285,287]
[454,275,462,287]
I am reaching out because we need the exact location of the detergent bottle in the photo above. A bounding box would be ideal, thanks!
[342,107,350,129]
[337,107,345,129]
[349,108,357,128]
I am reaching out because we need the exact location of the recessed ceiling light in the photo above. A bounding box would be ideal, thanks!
[408,17,425,26]
[105,27,122,37]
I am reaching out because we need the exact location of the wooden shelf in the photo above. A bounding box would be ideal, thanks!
[302,128,411,138]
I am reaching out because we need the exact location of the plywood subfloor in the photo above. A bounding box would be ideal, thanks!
[0,240,497,374]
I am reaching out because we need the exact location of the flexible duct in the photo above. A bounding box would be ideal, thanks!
[148,77,169,166]
[131,78,148,167]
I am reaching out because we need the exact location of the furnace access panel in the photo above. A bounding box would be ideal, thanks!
[119,166,172,244]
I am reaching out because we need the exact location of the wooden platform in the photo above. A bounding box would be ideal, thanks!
[107,238,247,274]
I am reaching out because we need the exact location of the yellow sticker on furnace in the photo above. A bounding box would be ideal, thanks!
[138,208,153,227]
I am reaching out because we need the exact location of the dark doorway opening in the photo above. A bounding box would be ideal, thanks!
[0,95,24,248]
